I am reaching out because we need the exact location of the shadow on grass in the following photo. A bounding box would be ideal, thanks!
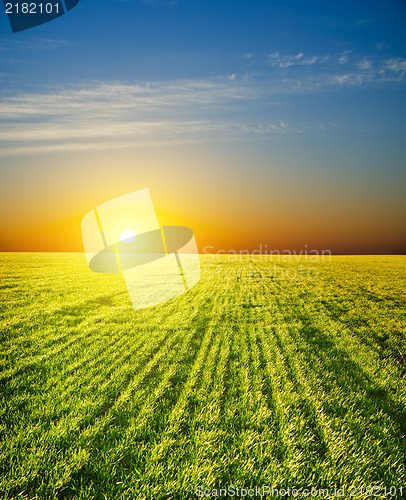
[55,308,217,498]
[289,309,406,445]
[256,327,329,463]
[54,291,130,318]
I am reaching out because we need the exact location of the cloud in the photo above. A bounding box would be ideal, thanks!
[384,58,406,72]
[0,78,298,155]
[0,79,251,119]
[301,56,318,66]
[264,49,406,90]
[357,59,372,70]
[1,50,406,156]
[338,51,352,64]
[268,52,319,68]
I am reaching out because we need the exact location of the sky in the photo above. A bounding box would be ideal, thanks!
[0,0,405,254]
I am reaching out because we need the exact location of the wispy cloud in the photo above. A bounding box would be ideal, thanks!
[384,58,406,73]
[0,78,296,155]
[357,59,372,70]
[1,49,405,156]
[268,51,319,68]
[0,79,251,118]
[338,51,352,65]
[264,49,406,89]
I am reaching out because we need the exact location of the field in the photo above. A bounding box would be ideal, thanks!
[1,253,406,499]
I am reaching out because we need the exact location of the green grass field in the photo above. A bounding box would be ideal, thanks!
[1,253,406,499]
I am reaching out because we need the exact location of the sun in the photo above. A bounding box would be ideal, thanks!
[120,229,136,244]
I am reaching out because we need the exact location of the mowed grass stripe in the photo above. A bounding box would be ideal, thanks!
[71,292,219,494]
[0,254,405,498]
[116,291,220,439]
[266,277,406,485]
[1,320,177,431]
[1,286,187,398]
[0,278,181,377]
[0,330,181,496]
[116,296,232,496]
[0,312,201,492]
[0,288,210,495]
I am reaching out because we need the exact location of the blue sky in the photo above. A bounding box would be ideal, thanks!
[0,0,405,252]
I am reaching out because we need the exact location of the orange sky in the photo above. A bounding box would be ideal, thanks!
[1,146,405,254]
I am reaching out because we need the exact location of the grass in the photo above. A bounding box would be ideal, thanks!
[0,253,405,499]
